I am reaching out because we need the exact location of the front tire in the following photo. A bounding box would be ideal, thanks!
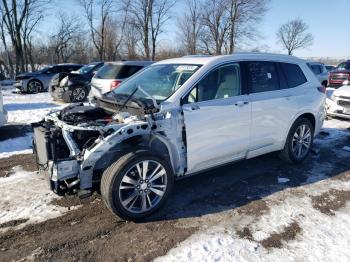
[70,86,88,102]
[101,150,174,221]
[280,117,314,164]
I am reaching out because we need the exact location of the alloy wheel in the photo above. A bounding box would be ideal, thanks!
[72,87,86,102]
[291,124,312,160]
[28,80,41,93]
[118,160,167,214]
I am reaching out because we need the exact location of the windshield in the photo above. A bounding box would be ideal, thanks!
[78,64,97,74]
[337,62,350,70]
[112,64,201,102]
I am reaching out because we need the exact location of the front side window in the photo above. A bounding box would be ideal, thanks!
[184,63,241,103]
[247,62,279,93]
[113,64,201,102]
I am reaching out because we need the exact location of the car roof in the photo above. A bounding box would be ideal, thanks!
[307,61,324,65]
[55,63,83,67]
[155,53,306,66]
[104,61,153,66]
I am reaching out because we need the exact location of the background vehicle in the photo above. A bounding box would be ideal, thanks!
[328,60,350,88]
[327,80,350,119]
[307,62,329,87]
[0,84,7,126]
[89,61,153,99]
[325,65,336,72]
[15,64,83,93]
[33,53,325,221]
[50,62,104,103]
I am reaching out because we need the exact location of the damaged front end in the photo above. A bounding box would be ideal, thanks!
[32,99,186,198]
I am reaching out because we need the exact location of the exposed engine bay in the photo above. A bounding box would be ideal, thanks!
[32,99,187,198]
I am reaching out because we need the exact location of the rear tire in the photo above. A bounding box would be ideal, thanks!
[27,79,42,93]
[279,117,314,164]
[101,150,174,221]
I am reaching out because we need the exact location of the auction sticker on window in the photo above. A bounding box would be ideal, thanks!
[176,65,198,71]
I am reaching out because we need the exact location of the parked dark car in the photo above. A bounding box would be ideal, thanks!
[50,62,104,103]
[328,60,350,88]
[14,64,83,93]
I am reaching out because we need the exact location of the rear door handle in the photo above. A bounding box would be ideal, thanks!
[234,101,249,107]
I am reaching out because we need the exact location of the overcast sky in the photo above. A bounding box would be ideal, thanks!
[45,0,350,59]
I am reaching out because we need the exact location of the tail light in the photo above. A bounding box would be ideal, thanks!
[317,86,326,94]
[110,80,122,90]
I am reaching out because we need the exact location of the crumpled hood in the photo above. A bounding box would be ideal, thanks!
[333,85,350,97]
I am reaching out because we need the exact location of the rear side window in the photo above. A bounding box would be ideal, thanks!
[247,62,279,93]
[118,66,143,78]
[280,63,307,88]
[95,64,143,79]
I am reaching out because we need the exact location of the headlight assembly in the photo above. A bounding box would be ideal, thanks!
[60,76,69,87]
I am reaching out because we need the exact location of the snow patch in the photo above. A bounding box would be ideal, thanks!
[0,166,72,232]
[3,88,62,124]
[0,132,33,158]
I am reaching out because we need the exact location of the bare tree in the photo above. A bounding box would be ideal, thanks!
[0,0,47,74]
[201,0,230,55]
[227,0,269,53]
[276,18,314,55]
[123,0,175,60]
[177,0,202,55]
[49,13,82,63]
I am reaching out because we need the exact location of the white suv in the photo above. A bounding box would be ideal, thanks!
[33,53,326,220]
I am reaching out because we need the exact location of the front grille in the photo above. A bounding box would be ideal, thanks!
[338,100,350,108]
[331,74,348,81]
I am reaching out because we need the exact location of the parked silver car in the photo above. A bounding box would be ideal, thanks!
[15,64,83,93]
[307,62,329,87]
[89,61,153,99]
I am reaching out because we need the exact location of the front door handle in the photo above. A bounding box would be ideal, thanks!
[191,104,200,110]
[234,101,249,107]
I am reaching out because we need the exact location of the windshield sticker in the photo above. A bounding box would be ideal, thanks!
[176,65,198,71]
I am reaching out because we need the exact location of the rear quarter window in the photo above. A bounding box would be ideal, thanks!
[280,63,307,88]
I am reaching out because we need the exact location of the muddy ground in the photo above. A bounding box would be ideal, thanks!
[1,120,350,262]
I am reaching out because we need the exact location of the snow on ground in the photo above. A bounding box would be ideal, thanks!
[157,118,350,262]
[2,87,62,124]
[0,166,73,233]
[0,132,33,158]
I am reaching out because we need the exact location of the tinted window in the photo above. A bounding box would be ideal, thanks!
[247,62,279,93]
[337,62,350,70]
[184,63,241,103]
[309,64,322,75]
[45,66,60,74]
[280,63,307,88]
[95,64,143,79]
[119,66,143,78]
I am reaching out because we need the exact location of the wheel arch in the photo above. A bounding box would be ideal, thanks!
[27,78,43,91]
[282,111,316,149]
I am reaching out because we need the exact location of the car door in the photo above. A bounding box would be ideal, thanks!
[182,63,251,174]
[40,66,61,90]
[245,61,298,158]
